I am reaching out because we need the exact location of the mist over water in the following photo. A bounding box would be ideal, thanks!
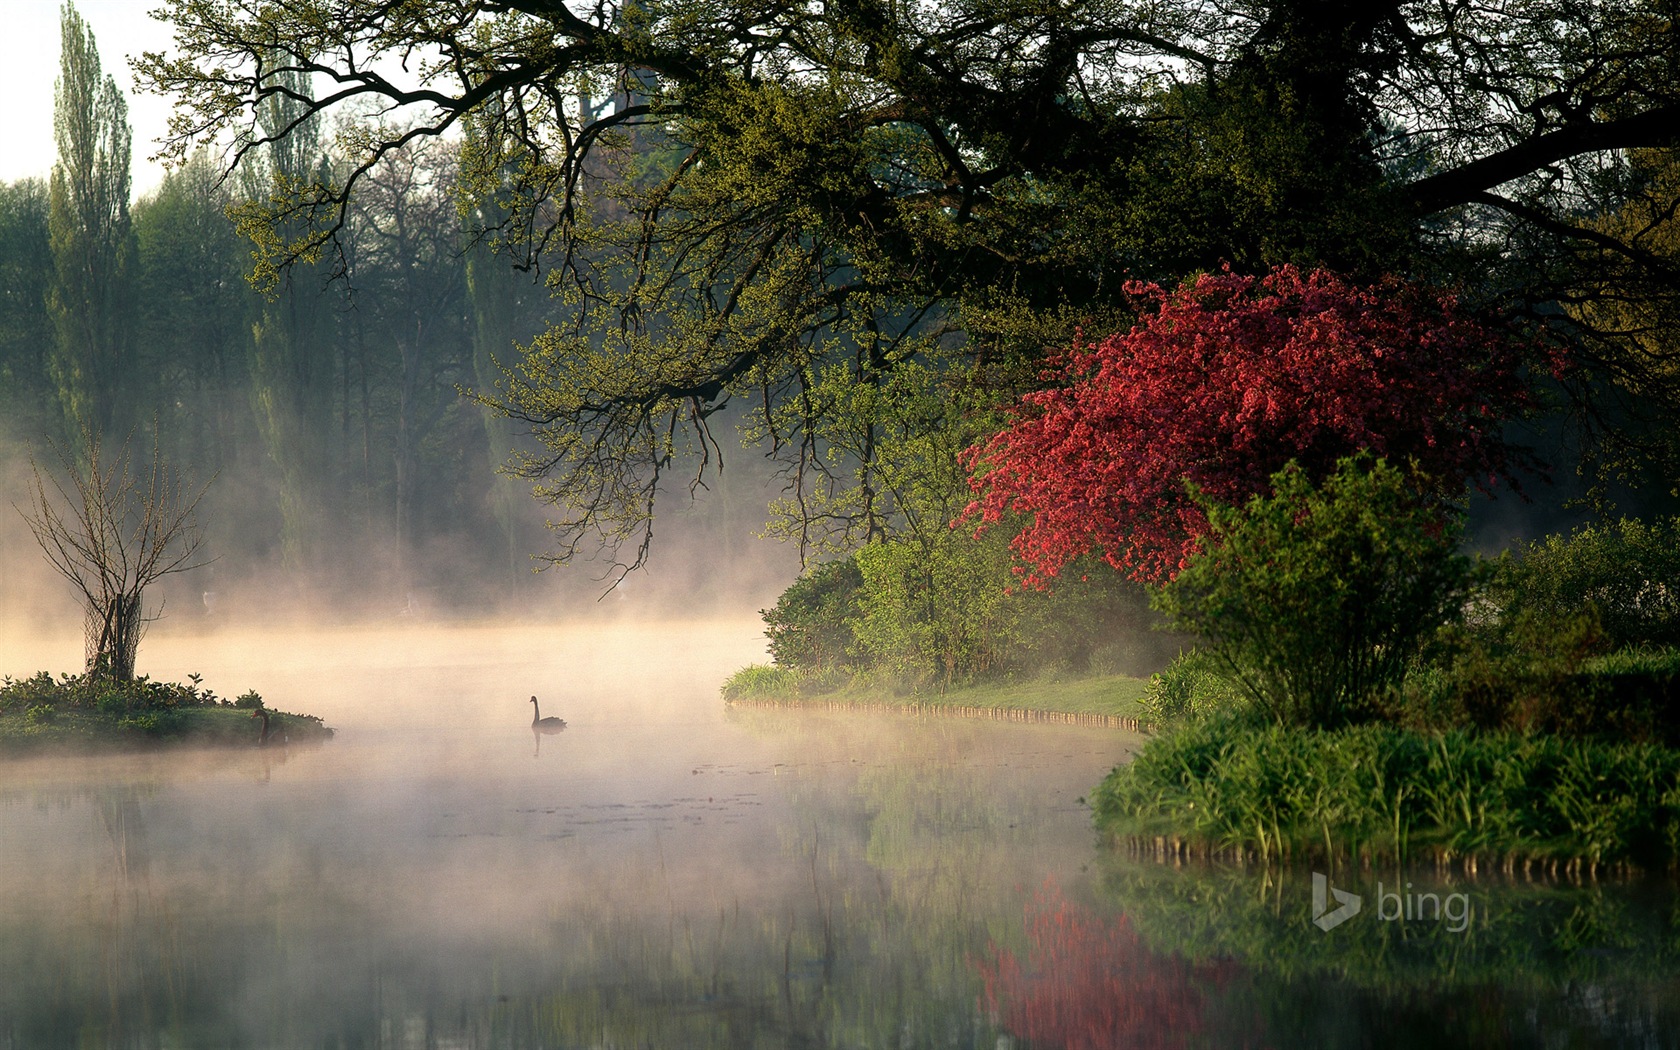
[6,619,1680,1047]
[0,618,1138,1047]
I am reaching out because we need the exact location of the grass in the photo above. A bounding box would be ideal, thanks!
[1092,719,1680,874]
[0,670,332,755]
[721,663,1150,724]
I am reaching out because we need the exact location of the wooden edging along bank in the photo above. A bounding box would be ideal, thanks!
[724,697,1146,731]
[1119,833,1672,880]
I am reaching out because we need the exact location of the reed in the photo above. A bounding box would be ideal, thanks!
[1092,721,1680,872]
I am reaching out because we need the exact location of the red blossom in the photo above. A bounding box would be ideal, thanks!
[965,265,1546,584]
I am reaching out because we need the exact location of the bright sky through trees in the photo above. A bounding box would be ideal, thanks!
[0,2,174,193]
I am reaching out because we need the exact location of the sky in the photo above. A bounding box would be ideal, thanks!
[0,1,180,196]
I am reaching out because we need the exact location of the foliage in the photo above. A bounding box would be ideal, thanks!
[1092,721,1680,868]
[1153,457,1480,729]
[0,669,251,715]
[4,97,564,610]
[718,664,799,702]
[0,179,55,439]
[1492,515,1680,651]
[1562,148,1680,502]
[850,526,1027,691]
[131,152,257,480]
[48,3,135,439]
[1138,649,1246,730]
[967,267,1538,584]
[761,556,863,674]
[0,669,330,752]
[135,0,1680,566]
[19,426,210,681]
[1402,516,1680,737]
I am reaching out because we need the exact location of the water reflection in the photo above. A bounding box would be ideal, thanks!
[0,621,1128,1047]
[3,621,1677,1047]
[1076,856,1680,1048]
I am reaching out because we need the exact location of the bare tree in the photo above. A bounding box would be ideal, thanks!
[18,426,211,682]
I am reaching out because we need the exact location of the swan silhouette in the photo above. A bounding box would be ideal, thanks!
[530,696,567,732]
[250,708,285,747]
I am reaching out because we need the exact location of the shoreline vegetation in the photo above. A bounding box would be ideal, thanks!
[0,670,332,755]
[728,496,1680,879]
[1093,721,1680,878]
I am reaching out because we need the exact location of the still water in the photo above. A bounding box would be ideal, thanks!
[2,619,1678,1048]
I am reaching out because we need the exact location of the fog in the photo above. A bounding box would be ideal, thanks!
[0,617,1138,1046]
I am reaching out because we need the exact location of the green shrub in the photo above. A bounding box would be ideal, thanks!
[1138,648,1244,728]
[1,671,246,715]
[763,556,865,673]
[1559,647,1680,745]
[1494,515,1680,651]
[851,526,1027,690]
[1154,456,1479,729]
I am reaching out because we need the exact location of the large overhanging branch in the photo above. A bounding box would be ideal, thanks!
[1404,105,1680,216]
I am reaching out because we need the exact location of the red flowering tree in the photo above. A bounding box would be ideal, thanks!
[965,265,1543,584]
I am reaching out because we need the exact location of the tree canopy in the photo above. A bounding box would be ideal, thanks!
[136,0,1680,569]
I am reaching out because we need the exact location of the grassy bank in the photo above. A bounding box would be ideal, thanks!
[1092,720,1680,875]
[0,671,332,755]
[721,665,1151,727]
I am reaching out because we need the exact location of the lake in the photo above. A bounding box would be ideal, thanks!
[1,619,1677,1048]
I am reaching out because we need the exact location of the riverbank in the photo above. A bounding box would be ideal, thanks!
[722,669,1151,730]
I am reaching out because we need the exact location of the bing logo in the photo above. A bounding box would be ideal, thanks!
[1311,872,1473,933]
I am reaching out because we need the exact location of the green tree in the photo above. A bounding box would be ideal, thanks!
[1493,515,1680,652]
[132,151,256,483]
[48,1,135,439]
[237,61,339,579]
[762,556,865,675]
[1154,457,1479,729]
[0,180,55,440]
[463,137,542,581]
[137,0,1680,566]
[345,131,471,585]
[851,524,1026,691]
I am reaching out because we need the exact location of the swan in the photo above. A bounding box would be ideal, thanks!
[530,696,567,732]
[250,708,285,747]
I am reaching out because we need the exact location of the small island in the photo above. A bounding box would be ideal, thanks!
[0,670,332,755]
[5,426,332,756]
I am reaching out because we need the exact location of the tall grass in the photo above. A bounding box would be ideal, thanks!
[1093,722,1680,872]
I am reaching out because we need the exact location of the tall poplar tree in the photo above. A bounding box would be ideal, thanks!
[47,1,134,440]
[0,179,54,440]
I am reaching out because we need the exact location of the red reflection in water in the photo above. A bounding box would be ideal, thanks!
[980,882,1227,1050]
